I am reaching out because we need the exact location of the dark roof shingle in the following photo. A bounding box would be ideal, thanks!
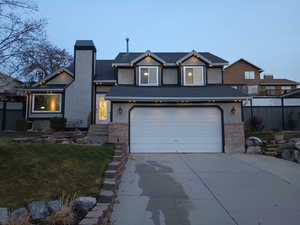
[106,86,248,101]
[114,52,228,64]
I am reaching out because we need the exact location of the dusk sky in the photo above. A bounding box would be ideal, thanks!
[35,0,300,81]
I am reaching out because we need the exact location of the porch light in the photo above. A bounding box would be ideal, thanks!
[188,72,193,77]
[231,106,236,115]
[40,106,45,110]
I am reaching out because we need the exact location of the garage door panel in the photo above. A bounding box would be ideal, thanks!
[130,107,222,153]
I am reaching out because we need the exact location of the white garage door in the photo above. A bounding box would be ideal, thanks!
[130,107,223,153]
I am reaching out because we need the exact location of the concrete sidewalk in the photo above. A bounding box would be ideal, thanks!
[112,153,300,225]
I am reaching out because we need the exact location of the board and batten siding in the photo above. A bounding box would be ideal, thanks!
[207,68,222,84]
[64,50,94,127]
[163,68,178,85]
[47,72,73,85]
[118,68,134,85]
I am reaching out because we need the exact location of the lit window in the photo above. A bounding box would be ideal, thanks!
[32,94,62,112]
[183,66,204,86]
[99,96,108,121]
[245,71,255,79]
[247,85,258,94]
[139,66,158,86]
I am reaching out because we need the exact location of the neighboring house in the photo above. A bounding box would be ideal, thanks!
[224,59,299,96]
[25,40,249,153]
[0,73,24,100]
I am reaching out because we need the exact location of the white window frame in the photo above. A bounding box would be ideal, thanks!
[183,66,205,86]
[245,71,255,79]
[32,93,62,113]
[138,66,159,86]
[247,85,258,94]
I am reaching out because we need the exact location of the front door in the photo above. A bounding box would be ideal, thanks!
[96,94,110,124]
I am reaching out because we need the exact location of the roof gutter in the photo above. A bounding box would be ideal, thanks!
[105,96,251,102]
[23,88,64,92]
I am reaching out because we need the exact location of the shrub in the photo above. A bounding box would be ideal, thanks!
[44,195,76,225]
[50,117,67,131]
[16,119,31,132]
[7,216,32,225]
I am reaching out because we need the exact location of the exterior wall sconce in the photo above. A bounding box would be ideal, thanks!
[231,106,236,115]
[118,106,123,115]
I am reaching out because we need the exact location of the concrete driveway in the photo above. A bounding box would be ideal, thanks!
[112,153,300,225]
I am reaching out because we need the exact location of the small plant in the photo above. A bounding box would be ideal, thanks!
[50,117,66,131]
[16,119,31,132]
[246,116,264,132]
[43,194,76,225]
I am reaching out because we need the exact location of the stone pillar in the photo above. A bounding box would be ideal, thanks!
[224,122,245,153]
[108,123,128,144]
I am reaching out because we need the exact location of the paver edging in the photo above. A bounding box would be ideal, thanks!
[79,143,128,225]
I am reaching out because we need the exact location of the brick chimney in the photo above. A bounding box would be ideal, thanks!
[264,74,274,80]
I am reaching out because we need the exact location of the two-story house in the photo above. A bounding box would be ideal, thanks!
[25,40,249,153]
[224,58,299,96]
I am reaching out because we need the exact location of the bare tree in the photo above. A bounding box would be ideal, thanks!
[0,0,45,76]
[19,40,73,81]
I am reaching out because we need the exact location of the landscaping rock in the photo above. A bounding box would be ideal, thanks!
[10,208,28,221]
[46,136,56,144]
[293,150,300,163]
[246,137,263,147]
[76,137,89,144]
[72,197,96,220]
[47,200,61,213]
[295,141,300,150]
[0,208,9,225]
[12,137,35,143]
[289,138,300,144]
[281,149,293,161]
[28,201,50,220]
[278,143,294,150]
[246,146,261,153]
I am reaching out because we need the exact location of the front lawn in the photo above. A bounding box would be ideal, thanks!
[0,133,114,208]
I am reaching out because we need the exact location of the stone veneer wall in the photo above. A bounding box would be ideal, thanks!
[224,122,245,153]
[108,123,128,145]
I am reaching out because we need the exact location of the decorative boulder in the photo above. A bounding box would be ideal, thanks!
[28,201,50,220]
[10,208,28,221]
[281,149,293,161]
[47,200,61,213]
[246,137,263,147]
[289,138,300,144]
[0,208,9,225]
[274,133,285,143]
[72,197,96,220]
[295,141,300,151]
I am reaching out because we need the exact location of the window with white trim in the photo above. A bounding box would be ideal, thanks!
[245,71,255,79]
[139,66,159,86]
[32,94,62,113]
[183,66,204,86]
[247,85,258,94]
[281,86,291,94]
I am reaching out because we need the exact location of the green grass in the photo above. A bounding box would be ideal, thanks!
[0,133,114,208]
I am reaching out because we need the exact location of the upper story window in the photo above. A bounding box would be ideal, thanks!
[245,71,255,79]
[247,85,258,94]
[281,86,291,94]
[139,66,158,86]
[183,66,204,86]
[32,93,62,113]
